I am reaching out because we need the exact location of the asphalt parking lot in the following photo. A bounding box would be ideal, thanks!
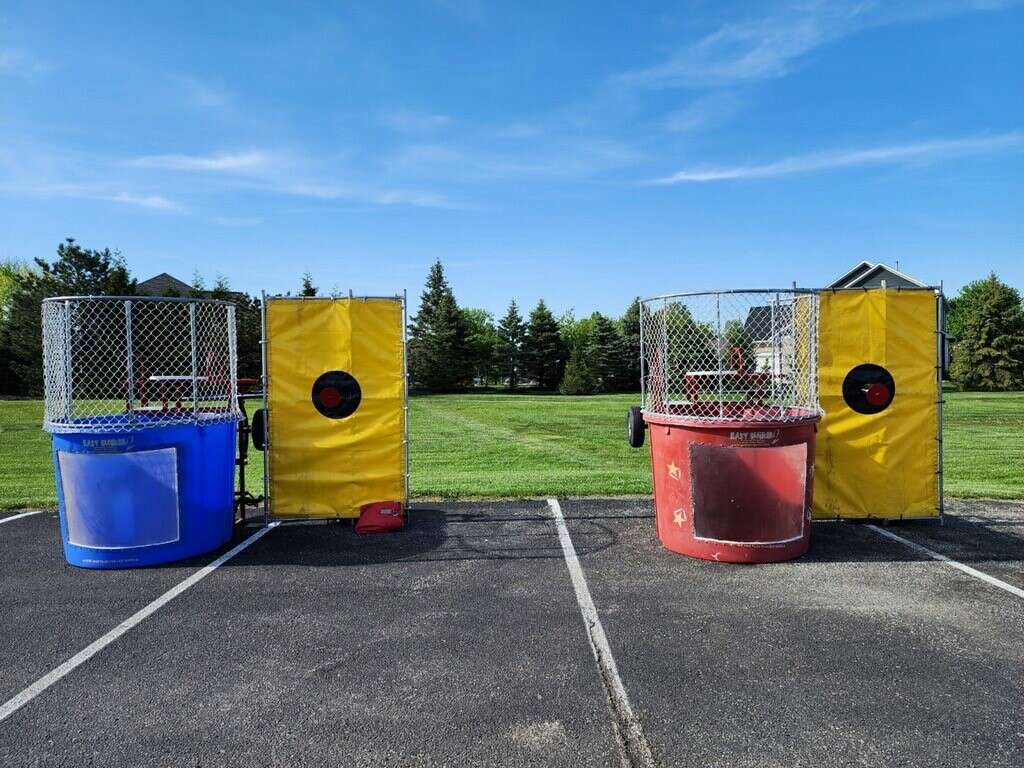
[1,498,1021,767]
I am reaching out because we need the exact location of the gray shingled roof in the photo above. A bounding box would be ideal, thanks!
[136,272,193,296]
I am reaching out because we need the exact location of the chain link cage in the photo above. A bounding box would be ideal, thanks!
[640,289,821,424]
[42,296,241,434]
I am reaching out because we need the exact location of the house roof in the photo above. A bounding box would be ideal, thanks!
[743,304,792,341]
[827,262,927,289]
[136,272,193,296]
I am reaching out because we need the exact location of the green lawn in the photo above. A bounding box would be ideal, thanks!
[2,392,1022,509]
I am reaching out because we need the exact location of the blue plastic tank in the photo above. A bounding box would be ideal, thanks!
[51,415,236,568]
[41,295,242,569]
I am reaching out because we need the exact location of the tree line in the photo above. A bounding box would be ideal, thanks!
[0,239,263,397]
[407,261,640,393]
[2,240,1023,396]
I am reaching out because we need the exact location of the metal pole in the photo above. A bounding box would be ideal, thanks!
[189,302,199,416]
[63,300,73,422]
[639,298,646,410]
[260,291,271,523]
[771,293,780,416]
[661,299,669,405]
[790,290,798,409]
[125,300,134,423]
[936,286,945,523]
[402,290,410,512]
[716,294,723,418]
[227,304,239,417]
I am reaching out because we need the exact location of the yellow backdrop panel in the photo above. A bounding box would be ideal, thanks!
[266,298,405,518]
[814,289,939,519]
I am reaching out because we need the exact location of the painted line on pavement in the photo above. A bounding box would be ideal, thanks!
[0,511,44,525]
[0,521,280,724]
[868,524,1024,600]
[547,498,655,768]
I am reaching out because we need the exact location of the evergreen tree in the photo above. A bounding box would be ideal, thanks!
[589,312,630,392]
[522,299,566,390]
[189,270,206,298]
[407,261,472,391]
[34,239,135,296]
[211,274,231,300]
[495,300,525,389]
[5,239,135,396]
[559,343,597,394]
[945,278,992,340]
[461,307,500,385]
[300,271,318,297]
[949,273,1024,391]
[620,297,641,389]
[234,294,263,380]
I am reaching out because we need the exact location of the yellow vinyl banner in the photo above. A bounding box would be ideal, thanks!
[814,289,939,519]
[266,298,405,517]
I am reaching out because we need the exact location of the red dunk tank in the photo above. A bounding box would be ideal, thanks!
[628,289,822,563]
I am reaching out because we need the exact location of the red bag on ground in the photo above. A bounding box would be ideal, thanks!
[355,501,405,534]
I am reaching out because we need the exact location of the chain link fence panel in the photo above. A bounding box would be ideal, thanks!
[640,290,821,424]
[42,296,241,433]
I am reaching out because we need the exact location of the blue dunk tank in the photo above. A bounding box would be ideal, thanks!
[41,296,241,568]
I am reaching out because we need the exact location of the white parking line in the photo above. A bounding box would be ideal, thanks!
[0,521,280,724]
[547,498,655,768]
[0,511,44,525]
[868,524,1024,599]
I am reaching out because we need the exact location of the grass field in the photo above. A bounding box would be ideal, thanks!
[2,392,1022,509]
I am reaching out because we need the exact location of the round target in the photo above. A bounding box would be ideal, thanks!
[842,364,895,414]
[311,370,361,419]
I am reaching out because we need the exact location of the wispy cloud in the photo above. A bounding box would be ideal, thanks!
[380,109,454,134]
[173,75,231,110]
[28,183,181,211]
[385,137,645,181]
[128,150,272,172]
[651,132,1024,184]
[271,181,456,209]
[663,92,741,133]
[211,215,263,227]
[0,48,50,77]
[617,1,1023,89]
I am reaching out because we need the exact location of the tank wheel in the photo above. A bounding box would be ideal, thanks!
[251,408,267,451]
[627,406,645,448]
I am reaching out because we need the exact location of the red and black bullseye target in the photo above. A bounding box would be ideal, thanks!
[311,370,361,419]
[842,364,895,414]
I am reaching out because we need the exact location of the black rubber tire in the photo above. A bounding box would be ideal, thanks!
[251,408,267,452]
[627,406,645,448]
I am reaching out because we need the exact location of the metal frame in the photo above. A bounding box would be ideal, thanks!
[823,284,945,521]
[43,294,237,307]
[636,284,943,519]
[42,295,240,434]
[639,288,821,425]
[935,285,945,523]
[259,292,409,521]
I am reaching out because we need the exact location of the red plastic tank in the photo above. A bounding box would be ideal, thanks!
[645,406,819,563]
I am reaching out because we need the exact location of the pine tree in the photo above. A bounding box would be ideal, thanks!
[620,297,641,389]
[949,273,1024,391]
[559,343,597,394]
[6,239,136,396]
[189,270,206,298]
[407,261,472,392]
[589,312,630,392]
[211,274,231,299]
[300,272,318,297]
[495,300,525,389]
[522,299,566,390]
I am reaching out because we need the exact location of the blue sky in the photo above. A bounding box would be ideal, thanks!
[1,1,1022,316]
